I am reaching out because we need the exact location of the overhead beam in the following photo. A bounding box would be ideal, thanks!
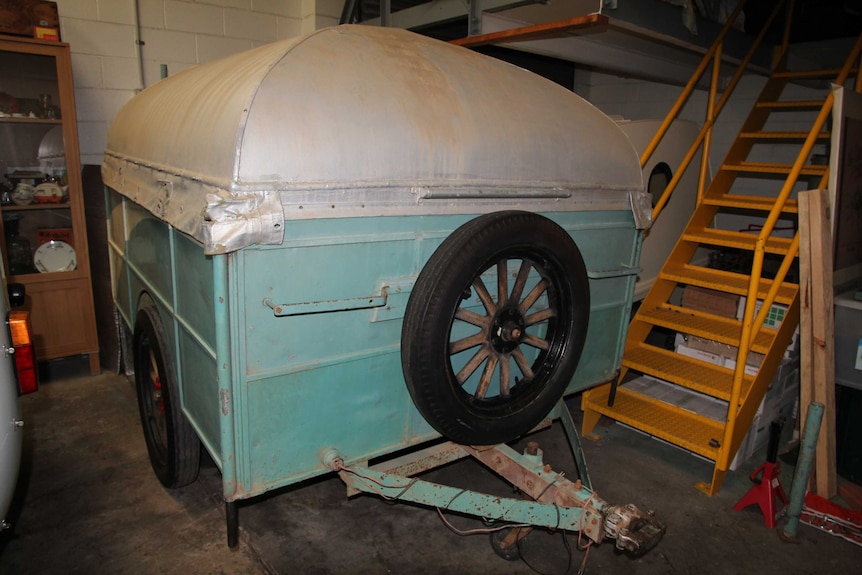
[451,13,609,47]
[363,0,538,30]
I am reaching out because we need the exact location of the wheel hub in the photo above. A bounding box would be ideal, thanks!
[152,380,164,414]
[490,307,526,353]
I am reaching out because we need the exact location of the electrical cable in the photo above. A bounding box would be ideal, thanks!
[574,489,599,575]
[514,521,575,575]
[576,541,592,575]
[337,463,418,501]
[577,490,598,551]
[534,474,563,503]
[436,508,532,535]
[340,459,597,574]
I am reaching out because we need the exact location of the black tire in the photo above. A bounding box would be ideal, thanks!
[133,299,200,488]
[401,211,589,445]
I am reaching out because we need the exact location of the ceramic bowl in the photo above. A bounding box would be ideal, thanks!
[33,182,68,204]
[11,185,34,206]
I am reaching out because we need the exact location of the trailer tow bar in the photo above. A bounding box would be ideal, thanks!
[323,411,665,557]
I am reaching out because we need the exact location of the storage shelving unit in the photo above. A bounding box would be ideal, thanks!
[0,35,99,373]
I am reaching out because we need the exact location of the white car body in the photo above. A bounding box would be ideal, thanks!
[1,283,23,529]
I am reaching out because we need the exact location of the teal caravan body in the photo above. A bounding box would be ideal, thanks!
[102,25,649,504]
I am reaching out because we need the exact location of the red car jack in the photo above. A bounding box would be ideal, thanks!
[734,419,788,528]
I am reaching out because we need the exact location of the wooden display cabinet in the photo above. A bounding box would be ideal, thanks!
[0,35,98,373]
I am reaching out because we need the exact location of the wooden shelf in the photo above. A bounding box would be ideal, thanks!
[0,116,62,125]
[2,202,71,211]
[0,37,99,373]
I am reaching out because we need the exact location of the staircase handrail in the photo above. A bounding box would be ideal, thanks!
[647,0,789,226]
[725,31,862,470]
[743,32,862,353]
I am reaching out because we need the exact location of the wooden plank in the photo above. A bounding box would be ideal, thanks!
[798,191,814,491]
[800,189,837,498]
[449,14,609,48]
[810,189,837,498]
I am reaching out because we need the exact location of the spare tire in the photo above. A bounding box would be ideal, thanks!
[401,211,589,445]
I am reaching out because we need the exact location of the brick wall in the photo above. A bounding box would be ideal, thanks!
[54,2,834,173]
[54,0,342,164]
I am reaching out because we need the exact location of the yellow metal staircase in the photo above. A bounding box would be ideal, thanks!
[581,0,862,496]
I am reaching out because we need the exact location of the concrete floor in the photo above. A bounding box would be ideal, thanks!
[1,359,860,574]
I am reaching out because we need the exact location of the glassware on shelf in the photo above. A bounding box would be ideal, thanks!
[39,93,57,119]
[8,234,33,274]
[0,180,11,205]
[3,214,35,275]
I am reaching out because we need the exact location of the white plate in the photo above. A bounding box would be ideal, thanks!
[33,240,77,273]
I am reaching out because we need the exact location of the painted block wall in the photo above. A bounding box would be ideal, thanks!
[574,69,829,186]
[54,0,343,165]
[574,68,830,233]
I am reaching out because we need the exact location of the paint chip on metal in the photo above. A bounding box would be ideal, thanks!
[220,388,231,416]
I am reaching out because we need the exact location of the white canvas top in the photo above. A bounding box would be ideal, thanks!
[103,25,645,253]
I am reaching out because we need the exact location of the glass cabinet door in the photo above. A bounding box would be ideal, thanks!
[0,36,99,373]
[0,49,74,278]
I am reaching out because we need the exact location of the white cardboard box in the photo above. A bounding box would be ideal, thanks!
[675,332,764,372]
[723,357,759,376]
[675,342,725,367]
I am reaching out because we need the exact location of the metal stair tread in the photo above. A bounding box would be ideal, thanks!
[681,227,792,254]
[755,99,825,109]
[582,385,723,460]
[701,193,798,213]
[738,130,830,140]
[597,5,861,498]
[661,263,797,304]
[721,161,827,176]
[773,67,856,79]
[636,304,775,354]
[623,343,747,401]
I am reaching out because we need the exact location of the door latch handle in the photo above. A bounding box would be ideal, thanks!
[264,287,389,317]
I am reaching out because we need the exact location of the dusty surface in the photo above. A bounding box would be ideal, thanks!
[2,364,860,574]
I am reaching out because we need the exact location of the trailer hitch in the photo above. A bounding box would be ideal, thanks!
[462,442,665,555]
[324,437,666,557]
[604,503,665,555]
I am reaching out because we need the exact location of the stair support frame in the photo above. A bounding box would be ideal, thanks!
[647,0,789,224]
[585,0,862,497]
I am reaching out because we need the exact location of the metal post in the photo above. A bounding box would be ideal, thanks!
[698,44,721,204]
[558,399,592,490]
[339,0,359,24]
[468,0,484,37]
[226,500,239,548]
[380,0,391,27]
[213,252,239,539]
[780,402,824,540]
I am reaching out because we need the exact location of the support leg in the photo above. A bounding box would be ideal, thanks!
[580,395,603,439]
[607,372,622,407]
[558,399,591,490]
[88,352,101,376]
[733,462,788,527]
[226,500,239,548]
[696,467,727,497]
